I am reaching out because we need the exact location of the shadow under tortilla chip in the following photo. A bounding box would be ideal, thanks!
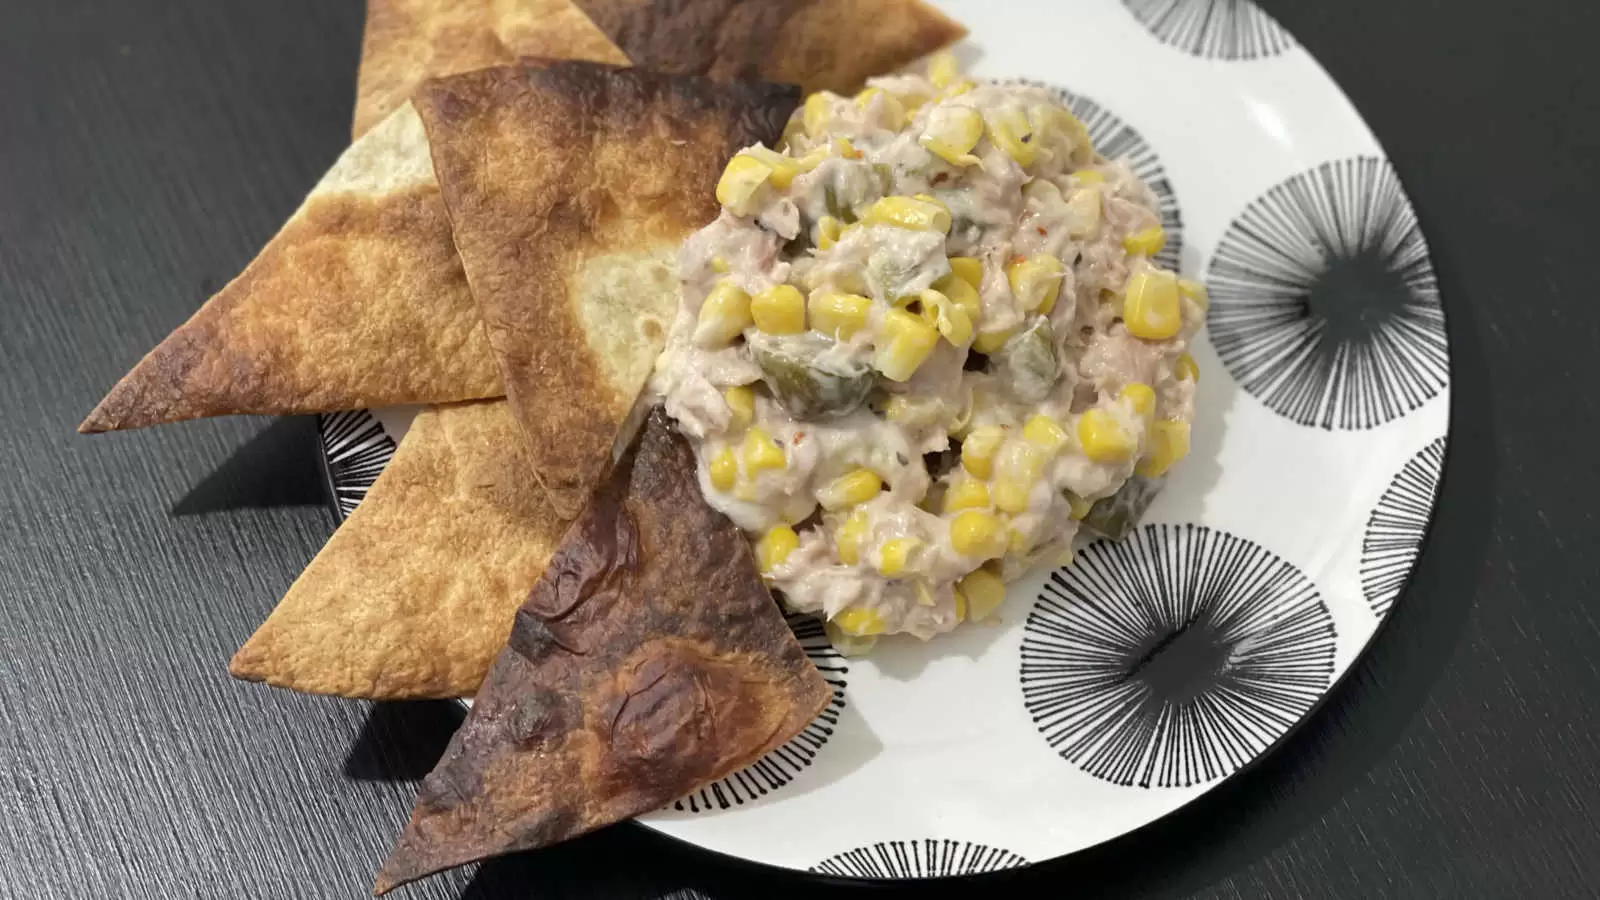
[229,400,569,699]
[413,61,797,517]
[373,409,831,894]
[571,0,966,94]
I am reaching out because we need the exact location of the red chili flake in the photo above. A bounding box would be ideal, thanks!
[1009,254,1026,266]
[1036,226,1048,236]
[792,432,806,445]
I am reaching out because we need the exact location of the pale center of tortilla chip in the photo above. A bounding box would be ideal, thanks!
[318,104,438,196]
[571,246,679,406]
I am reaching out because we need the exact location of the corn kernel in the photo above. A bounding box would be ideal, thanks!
[1123,226,1166,257]
[953,588,967,623]
[833,606,886,637]
[878,537,923,577]
[948,256,982,289]
[918,289,973,346]
[972,326,1015,354]
[943,477,991,513]
[808,291,872,339]
[928,51,961,89]
[862,195,952,233]
[961,425,1006,479]
[1065,491,1093,520]
[855,86,908,128]
[994,480,1031,514]
[1008,525,1031,555]
[751,284,806,334]
[1179,277,1209,311]
[1175,353,1200,383]
[949,510,1005,558]
[1022,414,1070,455]
[723,385,755,429]
[936,273,982,324]
[756,525,799,573]
[1064,187,1101,238]
[984,106,1038,167]
[818,468,883,511]
[997,438,1047,483]
[1073,169,1106,185]
[959,566,1007,620]
[943,79,975,97]
[833,137,863,159]
[709,447,738,492]
[1120,382,1156,418]
[738,146,805,189]
[711,256,730,274]
[1078,409,1135,464]
[1137,420,1192,478]
[1124,270,1183,341]
[1006,254,1064,315]
[802,92,832,135]
[817,215,844,250]
[914,580,937,607]
[741,426,786,473]
[920,106,983,166]
[835,509,869,564]
[692,281,752,348]
[873,307,940,381]
[716,154,772,216]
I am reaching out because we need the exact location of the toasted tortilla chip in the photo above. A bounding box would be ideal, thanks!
[373,410,831,893]
[571,0,966,94]
[353,0,627,140]
[228,401,570,698]
[414,61,797,516]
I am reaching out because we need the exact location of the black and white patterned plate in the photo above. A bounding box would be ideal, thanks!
[318,0,1449,880]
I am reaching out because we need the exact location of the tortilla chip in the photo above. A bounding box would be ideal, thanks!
[353,0,627,140]
[228,400,570,698]
[373,409,831,893]
[571,0,966,94]
[414,61,797,516]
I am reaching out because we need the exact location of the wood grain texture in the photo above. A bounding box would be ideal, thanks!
[1,0,1598,898]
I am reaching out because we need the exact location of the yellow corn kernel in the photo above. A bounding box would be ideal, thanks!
[855,86,908,127]
[1120,382,1156,418]
[711,256,730,274]
[935,272,982,322]
[1073,169,1106,185]
[833,606,886,637]
[739,146,805,189]
[808,291,871,339]
[943,477,991,513]
[1175,352,1200,383]
[961,425,1006,479]
[1065,491,1094,520]
[943,78,975,97]
[716,154,772,216]
[862,195,952,233]
[723,385,755,429]
[918,289,974,346]
[873,307,940,381]
[1065,187,1102,238]
[818,468,883,511]
[972,326,1015,355]
[756,525,799,573]
[994,480,1031,515]
[1078,409,1135,464]
[928,51,961,89]
[817,215,844,250]
[877,537,923,577]
[835,509,869,565]
[802,92,832,135]
[948,256,982,289]
[1022,414,1070,455]
[949,510,1005,558]
[1123,226,1167,257]
[1179,277,1210,311]
[984,106,1038,167]
[959,565,1007,621]
[708,447,739,492]
[751,284,806,334]
[833,137,863,159]
[1008,526,1031,555]
[997,438,1047,483]
[1137,420,1192,478]
[741,426,786,474]
[914,579,937,607]
[1124,270,1183,341]
[692,281,752,348]
[1007,254,1065,315]
[920,105,984,166]
[953,588,967,623]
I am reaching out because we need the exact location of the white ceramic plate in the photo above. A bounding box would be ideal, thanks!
[319,0,1449,879]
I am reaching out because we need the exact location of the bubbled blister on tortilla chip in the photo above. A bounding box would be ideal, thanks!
[373,410,831,894]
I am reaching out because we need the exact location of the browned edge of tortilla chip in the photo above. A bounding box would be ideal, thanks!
[412,60,797,517]
[571,0,966,93]
[228,400,571,699]
[373,409,831,893]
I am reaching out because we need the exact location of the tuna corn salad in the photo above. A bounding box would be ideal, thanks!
[650,58,1206,653]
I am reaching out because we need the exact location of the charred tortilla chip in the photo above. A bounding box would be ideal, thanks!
[571,0,966,94]
[353,0,627,140]
[414,61,797,516]
[229,401,570,699]
[373,409,831,893]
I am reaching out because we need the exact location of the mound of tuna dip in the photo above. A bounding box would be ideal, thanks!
[649,57,1205,653]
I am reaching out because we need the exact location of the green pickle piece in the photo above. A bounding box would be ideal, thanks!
[994,316,1058,402]
[750,333,877,420]
[1079,474,1165,541]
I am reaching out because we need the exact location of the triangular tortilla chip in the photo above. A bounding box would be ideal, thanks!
[414,61,797,516]
[353,0,627,140]
[228,400,570,698]
[571,0,965,94]
[373,410,831,893]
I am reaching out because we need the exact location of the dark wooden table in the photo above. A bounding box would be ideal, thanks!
[3,1,1597,897]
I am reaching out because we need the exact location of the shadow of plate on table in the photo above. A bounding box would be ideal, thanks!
[169,415,328,516]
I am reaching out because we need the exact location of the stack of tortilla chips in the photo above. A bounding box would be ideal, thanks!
[81,0,963,889]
